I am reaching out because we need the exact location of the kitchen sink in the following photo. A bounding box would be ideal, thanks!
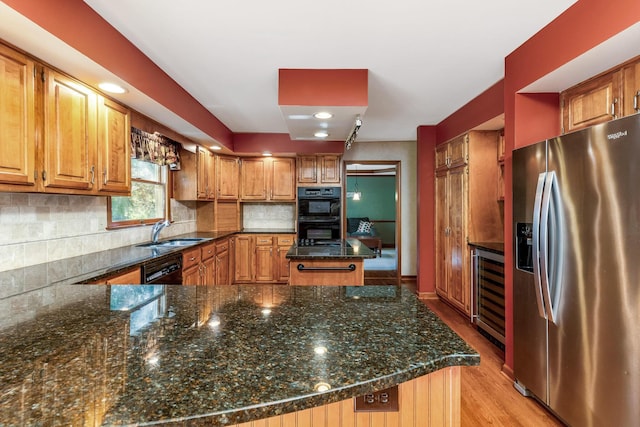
[137,238,207,248]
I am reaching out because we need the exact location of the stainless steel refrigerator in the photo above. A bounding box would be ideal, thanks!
[513,113,640,426]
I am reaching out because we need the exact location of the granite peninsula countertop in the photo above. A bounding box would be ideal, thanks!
[286,238,376,260]
[0,284,479,426]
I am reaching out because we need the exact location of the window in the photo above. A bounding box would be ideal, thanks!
[108,158,169,228]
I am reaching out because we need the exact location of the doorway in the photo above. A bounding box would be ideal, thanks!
[343,161,401,286]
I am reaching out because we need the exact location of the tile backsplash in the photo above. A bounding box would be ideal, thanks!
[242,203,295,229]
[0,193,197,272]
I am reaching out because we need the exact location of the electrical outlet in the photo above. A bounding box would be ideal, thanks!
[354,385,399,412]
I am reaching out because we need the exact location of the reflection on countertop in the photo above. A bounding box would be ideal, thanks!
[0,284,479,426]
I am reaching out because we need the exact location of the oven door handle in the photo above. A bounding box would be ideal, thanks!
[297,263,356,272]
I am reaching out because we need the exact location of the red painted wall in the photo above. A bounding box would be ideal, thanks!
[436,79,504,144]
[279,69,368,106]
[2,0,234,149]
[233,133,345,154]
[416,126,437,295]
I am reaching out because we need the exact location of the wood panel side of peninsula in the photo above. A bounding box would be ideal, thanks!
[231,367,460,427]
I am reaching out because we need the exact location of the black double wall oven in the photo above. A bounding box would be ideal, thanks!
[297,187,341,244]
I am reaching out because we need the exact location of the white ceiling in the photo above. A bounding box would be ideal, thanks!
[74,0,578,143]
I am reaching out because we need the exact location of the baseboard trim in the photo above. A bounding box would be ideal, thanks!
[417,291,438,300]
[401,275,416,283]
[502,363,515,381]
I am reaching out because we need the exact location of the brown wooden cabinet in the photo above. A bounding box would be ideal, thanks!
[97,96,131,194]
[296,155,341,185]
[435,131,502,316]
[233,233,295,283]
[216,155,239,199]
[560,55,640,133]
[254,236,275,282]
[276,235,295,282]
[240,157,295,201]
[183,242,218,286]
[0,44,36,189]
[234,234,254,282]
[43,69,98,192]
[0,42,131,196]
[173,146,216,200]
[215,238,230,285]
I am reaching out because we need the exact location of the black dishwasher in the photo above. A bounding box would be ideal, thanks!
[142,254,183,284]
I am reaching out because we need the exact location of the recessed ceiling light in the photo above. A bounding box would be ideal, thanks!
[98,82,127,94]
[314,131,329,138]
[210,145,222,151]
[314,112,333,119]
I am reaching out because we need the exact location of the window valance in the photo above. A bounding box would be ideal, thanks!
[131,127,181,169]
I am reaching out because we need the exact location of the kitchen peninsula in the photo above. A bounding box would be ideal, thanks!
[0,280,478,426]
[286,238,376,286]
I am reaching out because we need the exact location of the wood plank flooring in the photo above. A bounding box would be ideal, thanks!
[420,297,563,427]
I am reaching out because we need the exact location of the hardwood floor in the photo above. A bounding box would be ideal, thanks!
[364,269,399,285]
[419,296,564,427]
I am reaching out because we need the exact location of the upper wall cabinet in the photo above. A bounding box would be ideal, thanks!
[216,155,239,200]
[174,146,215,201]
[240,157,295,201]
[296,155,341,185]
[0,44,36,189]
[561,55,640,133]
[0,44,131,196]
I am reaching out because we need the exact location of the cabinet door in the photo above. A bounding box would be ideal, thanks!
[0,45,36,188]
[255,245,274,282]
[435,143,449,171]
[448,166,469,314]
[201,256,215,285]
[217,156,239,199]
[561,70,623,133]
[448,135,468,168]
[97,97,130,194]
[44,70,97,191]
[241,158,267,200]
[182,265,201,286]
[196,147,213,200]
[434,171,449,297]
[216,250,229,285]
[271,158,295,200]
[234,235,253,282]
[320,155,341,183]
[623,58,640,117]
[277,246,291,282]
[297,155,317,183]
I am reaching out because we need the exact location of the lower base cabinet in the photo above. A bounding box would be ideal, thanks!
[234,234,295,284]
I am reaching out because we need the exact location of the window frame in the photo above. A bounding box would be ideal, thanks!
[107,160,171,230]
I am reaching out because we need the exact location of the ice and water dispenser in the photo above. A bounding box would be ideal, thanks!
[516,223,533,273]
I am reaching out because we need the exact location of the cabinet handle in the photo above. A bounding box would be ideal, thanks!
[611,98,619,118]
[103,169,107,185]
[90,166,95,185]
[635,90,640,112]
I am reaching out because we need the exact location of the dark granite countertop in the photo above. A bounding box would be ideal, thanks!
[0,229,299,291]
[286,238,376,260]
[0,284,479,426]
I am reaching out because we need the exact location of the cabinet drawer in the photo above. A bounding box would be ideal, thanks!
[201,242,216,260]
[216,239,229,253]
[255,236,274,246]
[182,247,202,270]
[277,235,295,246]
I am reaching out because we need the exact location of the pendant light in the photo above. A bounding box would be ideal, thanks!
[352,164,362,201]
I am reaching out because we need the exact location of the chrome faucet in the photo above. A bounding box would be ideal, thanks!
[151,219,171,243]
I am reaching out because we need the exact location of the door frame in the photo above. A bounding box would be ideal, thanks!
[342,160,401,285]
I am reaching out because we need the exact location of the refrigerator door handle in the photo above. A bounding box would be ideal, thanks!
[540,171,564,324]
[532,172,548,319]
